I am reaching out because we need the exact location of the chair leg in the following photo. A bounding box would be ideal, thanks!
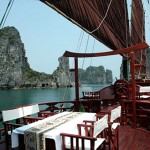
[111,128,119,150]
[108,126,111,150]
[102,140,106,150]
[5,141,9,150]
[117,128,119,150]
[5,134,10,150]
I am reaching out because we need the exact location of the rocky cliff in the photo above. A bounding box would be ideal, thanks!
[72,66,113,84]
[52,56,71,87]
[0,27,71,89]
[0,26,113,89]
[0,27,29,88]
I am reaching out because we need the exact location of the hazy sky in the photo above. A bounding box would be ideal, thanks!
[1,0,150,79]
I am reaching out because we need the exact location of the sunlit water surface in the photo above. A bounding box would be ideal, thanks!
[0,84,110,110]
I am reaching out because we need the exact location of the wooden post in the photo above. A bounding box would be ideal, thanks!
[74,57,79,111]
[130,52,137,128]
[123,57,129,81]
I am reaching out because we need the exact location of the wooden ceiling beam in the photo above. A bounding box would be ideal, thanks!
[63,42,149,58]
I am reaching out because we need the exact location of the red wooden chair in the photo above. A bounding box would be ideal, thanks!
[22,104,39,116]
[60,114,108,150]
[2,108,24,150]
[23,116,43,124]
[2,105,43,149]
[22,104,44,124]
[0,127,5,143]
[38,111,57,118]
[96,106,121,150]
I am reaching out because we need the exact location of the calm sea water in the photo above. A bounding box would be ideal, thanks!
[0,84,110,110]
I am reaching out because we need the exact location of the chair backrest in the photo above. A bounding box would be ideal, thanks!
[93,114,108,137]
[139,86,150,93]
[110,106,121,123]
[2,108,24,122]
[60,133,97,150]
[82,87,93,97]
[139,86,150,99]
[22,104,39,116]
[77,123,94,137]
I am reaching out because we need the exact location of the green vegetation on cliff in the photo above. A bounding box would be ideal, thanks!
[72,66,113,84]
[23,69,52,82]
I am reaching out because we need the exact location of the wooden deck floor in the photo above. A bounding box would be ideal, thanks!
[119,125,150,150]
[0,125,150,150]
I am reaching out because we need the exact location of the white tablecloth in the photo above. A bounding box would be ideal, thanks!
[12,111,96,150]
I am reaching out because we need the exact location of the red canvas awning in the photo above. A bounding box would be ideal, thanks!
[131,0,146,76]
[40,0,129,51]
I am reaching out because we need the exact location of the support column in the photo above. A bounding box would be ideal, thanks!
[130,52,137,128]
[74,57,79,111]
[122,57,129,81]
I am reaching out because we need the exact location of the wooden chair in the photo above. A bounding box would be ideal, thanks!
[2,108,24,150]
[22,104,43,124]
[82,87,93,98]
[138,86,150,99]
[96,106,121,150]
[38,111,57,118]
[2,105,43,149]
[109,106,121,150]
[22,104,39,116]
[0,127,5,143]
[23,116,43,124]
[110,106,121,123]
[60,114,108,150]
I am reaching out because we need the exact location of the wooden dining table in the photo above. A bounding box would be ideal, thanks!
[12,111,96,150]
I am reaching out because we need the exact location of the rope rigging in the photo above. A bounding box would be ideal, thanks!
[0,0,15,29]
[62,31,95,101]
[79,35,90,83]
[89,0,113,34]
[89,39,95,67]
[62,30,84,101]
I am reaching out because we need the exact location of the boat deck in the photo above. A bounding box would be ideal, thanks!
[0,125,150,150]
[0,100,150,150]
[119,125,150,150]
